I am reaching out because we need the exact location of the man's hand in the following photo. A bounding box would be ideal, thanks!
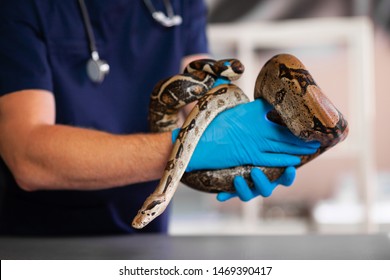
[217,166,296,201]
[186,99,319,170]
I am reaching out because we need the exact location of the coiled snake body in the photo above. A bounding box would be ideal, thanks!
[132,54,348,229]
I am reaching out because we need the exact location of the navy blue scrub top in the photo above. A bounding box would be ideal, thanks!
[0,0,209,235]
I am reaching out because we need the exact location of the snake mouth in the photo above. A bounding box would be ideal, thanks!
[131,216,144,229]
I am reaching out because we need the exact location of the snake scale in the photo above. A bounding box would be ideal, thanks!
[132,54,349,229]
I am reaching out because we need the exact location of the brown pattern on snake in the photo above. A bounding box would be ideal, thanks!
[132,54,348,229]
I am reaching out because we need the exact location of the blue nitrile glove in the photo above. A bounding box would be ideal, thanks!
[172,98,320,201]
[183,99,319,171]
[217,166,296,202]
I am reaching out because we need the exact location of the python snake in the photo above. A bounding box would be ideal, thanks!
[132,54,349,229]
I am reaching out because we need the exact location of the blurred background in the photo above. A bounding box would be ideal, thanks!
[169,0,390,235]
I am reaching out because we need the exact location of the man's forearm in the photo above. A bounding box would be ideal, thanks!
[8,124,172,191]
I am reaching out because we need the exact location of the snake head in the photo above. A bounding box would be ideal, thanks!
[131,194,167,229]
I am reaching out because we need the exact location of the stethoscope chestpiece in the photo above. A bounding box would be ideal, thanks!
[87,51,110,83]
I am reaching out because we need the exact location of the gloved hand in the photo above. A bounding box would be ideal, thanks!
[172,98,320,201]
[182,99,319,171]
[217,166,296,202]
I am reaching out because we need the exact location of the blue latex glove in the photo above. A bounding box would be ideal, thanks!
[217,166,296,202]
[172,98,320,201]
[184,99,319,171]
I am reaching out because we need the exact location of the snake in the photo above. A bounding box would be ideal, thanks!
[132,53,349,229]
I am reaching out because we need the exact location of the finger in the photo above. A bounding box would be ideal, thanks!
[233,176,255,202]
[267,140,319,155]
[252,99,274,115]
[251,168,275,197]
[216,192,237,202]
[276,166,296,187]
[262,100,274,113]
[303,140,321,149]
[213,77,231,87]
[171,128,181,142]
[255,153,301,167]
[267,125,321,149]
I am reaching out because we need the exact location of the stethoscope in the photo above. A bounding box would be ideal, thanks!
[78,0,182,83]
